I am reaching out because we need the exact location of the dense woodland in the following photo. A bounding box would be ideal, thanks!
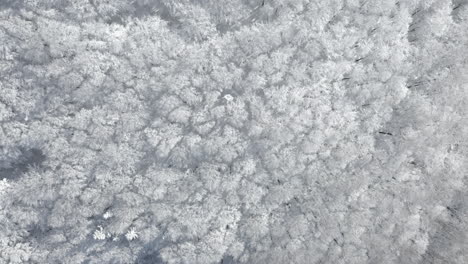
[0,0,467,263]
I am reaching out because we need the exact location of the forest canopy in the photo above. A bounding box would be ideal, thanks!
[0,0,467,263]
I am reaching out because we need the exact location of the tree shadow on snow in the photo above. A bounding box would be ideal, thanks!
[0,147,46,180]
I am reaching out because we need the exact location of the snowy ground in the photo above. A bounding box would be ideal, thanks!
[1,1,468,263]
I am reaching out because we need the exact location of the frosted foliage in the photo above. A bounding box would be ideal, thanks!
[125,227,139,241]
[93,226,107,241]
[0,0,467,263]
